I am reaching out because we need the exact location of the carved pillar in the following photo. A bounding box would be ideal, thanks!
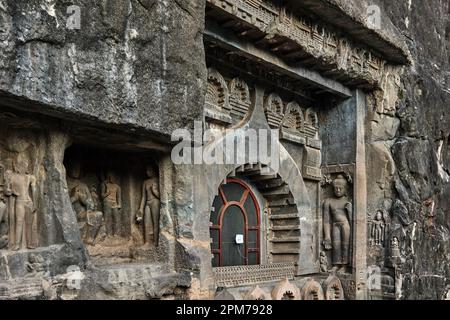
[353,89,368,299]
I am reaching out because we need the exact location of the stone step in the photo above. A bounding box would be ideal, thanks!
[270,225,300,231]
[270,249,300,255]
[270,205,298,215]
[261,185,291,197]
[249,174,279,182]
[270,214,300,220]
[270,237,300,243]
[268,198,296,207]
[254,178,286,190]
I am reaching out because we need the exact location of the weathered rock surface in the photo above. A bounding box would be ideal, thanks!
[0,0,206,137]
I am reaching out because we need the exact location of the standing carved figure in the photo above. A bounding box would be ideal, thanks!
[371,210,385,246]
[136,166,160,246]
[0,189,8,249]
[101,172,122,237]
[323,175,352,273]
[4,158,37,251]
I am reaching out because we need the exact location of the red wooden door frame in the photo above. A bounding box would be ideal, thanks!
[211,178,261,267]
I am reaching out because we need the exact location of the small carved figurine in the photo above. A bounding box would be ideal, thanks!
[320,251,328,273]
[371,210,385,246]
[26,253,47,276]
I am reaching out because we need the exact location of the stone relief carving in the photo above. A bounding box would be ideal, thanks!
[282,101,304,133]
[213,263,296,288]
[4,156,37,251]
[323,275,344,300]
[264,93,284,129]
[101,172,122,238]
[244,285,271,300]
[319,251,328,273]
[299,278,324,300]
[26,253,48,277]
[322,175,353,273]
[304,108,319,139]
[303,146,322,181]
[370,210,390,246]
[271,278,300,300]
[67,162,104,245]
[0,171,7,249]
[136,165,160,246]
[207,0,386,85]
[229,78,251,122]
[205,68,232,125]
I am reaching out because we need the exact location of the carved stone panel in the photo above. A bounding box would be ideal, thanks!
[229,78,251,123]
[321,173,354,273]
[299,278,324,300]
[64,144,162,265]
[244,285,272,300]
[205,68,232,126]
[271,278,301,300]
[323,275,345,300]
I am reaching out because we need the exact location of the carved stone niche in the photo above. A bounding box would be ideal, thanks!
[321,167,354,274]
[243,285,272,300]
[63,144,162,266]
[323,275,345,300]
[0,128,40,252]
[298,278,325,300]
[271,278,301,300]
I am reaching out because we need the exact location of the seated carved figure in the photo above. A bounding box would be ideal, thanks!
[67,163,103,245]
[322,175,352,273]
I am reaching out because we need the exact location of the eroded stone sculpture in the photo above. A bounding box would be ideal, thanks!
[136,165,160,246]
[323,175,352,272]
[319,251,328,273]
[0,189,8,249]
[371,210,386,246]
[101,173,122,237]
[4,157,37,250]
[67,163,103,245]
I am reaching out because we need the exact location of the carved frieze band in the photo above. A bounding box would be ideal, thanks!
[213,263,296,287]
[207,0,385,86]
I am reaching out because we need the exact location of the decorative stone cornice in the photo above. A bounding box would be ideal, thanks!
[206,0,405,88]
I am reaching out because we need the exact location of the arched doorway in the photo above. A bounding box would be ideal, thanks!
[210,178,261,267]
